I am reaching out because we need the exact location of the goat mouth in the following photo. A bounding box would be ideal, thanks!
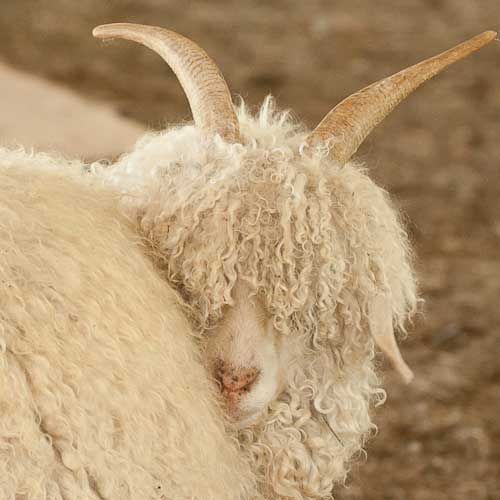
[221,390,260,424]
[222,390,243,417]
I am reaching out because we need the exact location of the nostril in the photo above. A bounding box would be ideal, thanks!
[215,362,260,393]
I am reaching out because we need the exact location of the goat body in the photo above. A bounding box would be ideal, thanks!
[0,149,256,500]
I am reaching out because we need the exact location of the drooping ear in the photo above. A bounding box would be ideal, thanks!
[368,294,414,383]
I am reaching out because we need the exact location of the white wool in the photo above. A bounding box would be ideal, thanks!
[98,97,418,499]
[0,147,258,500]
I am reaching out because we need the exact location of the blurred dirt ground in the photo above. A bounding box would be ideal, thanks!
[1,1,499,499]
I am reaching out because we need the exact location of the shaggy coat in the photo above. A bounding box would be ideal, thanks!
[100,98,418,499]
[0,149,257,500]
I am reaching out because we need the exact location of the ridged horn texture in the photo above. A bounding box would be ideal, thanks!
[93,23,240,143]
[307,30,497,165]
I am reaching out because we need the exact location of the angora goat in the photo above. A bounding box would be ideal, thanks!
[0,149,257,500]
[92,24,496,499]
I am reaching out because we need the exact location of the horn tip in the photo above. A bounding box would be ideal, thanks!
[467,30,498,52]
[92,24,111,39]
[92,23,133,40]
[479,30,498,43]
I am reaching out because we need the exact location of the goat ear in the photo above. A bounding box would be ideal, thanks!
[368,294,414,384]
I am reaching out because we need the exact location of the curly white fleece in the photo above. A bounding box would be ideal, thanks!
[0,149,257,500]
[99,97,418,499]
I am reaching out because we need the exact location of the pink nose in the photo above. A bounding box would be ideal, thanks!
[216,363,260,393]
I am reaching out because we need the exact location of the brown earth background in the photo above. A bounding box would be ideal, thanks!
[1,1,499,499]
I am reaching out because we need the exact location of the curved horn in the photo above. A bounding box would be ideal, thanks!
[307,31,497,164]
[93,23,239,143]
